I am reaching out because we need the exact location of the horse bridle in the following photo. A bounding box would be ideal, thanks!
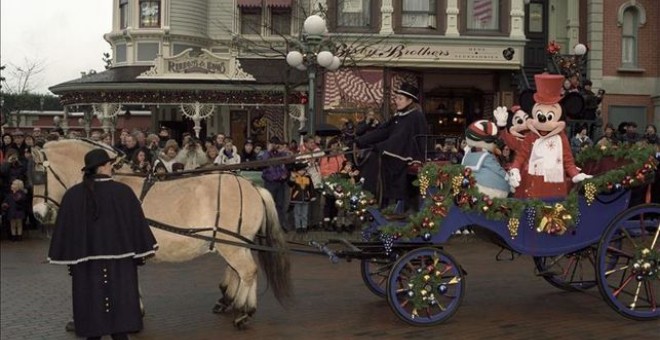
[32,147,68,208]
[32,138,126,207]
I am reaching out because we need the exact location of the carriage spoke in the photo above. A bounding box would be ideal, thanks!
[629,281,644,309]
[612,274,636,298]
[646,281,656,311]
[605,265,630,276]
[606,245,634,259]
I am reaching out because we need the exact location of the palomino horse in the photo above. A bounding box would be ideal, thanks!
[31,139,291,328]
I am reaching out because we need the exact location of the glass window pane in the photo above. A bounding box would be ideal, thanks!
[140,1,160,28]
[622,36,635,64]
[241,8,262,34]
[338,0,371,27]
[467,0,499,30]
[271,8,291,35]
[120,2,129,29]
[402,0,436,28]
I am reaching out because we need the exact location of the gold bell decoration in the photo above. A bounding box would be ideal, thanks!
[451,176,463,195]
[507,217,520,239]
[584,182,597,206]
[419,173,430,198]
[537,204,572,235]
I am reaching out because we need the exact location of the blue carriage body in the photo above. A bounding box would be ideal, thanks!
[369,190,632,257]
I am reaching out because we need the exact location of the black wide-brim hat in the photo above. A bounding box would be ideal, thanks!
[81,149,116,171]
[292,162,308,172]
[394,83,419,102]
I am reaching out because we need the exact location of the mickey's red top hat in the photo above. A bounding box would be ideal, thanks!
[533,73,565,105]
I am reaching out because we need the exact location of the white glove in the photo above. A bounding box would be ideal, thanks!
[493,106,509,128]
[572,173,593,183]
[508,168,521,188]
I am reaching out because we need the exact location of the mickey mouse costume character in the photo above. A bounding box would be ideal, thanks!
[461,120,511,198]
[508,73,592,198]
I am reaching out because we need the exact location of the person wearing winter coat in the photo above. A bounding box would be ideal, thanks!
[2,179,27,241]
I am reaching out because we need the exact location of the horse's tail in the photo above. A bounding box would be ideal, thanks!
[255,186,292,306]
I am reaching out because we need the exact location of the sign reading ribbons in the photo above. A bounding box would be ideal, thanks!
[139,48,255,81]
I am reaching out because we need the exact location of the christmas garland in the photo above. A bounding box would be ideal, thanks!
[379,144,657,240]
[322,174,378,222]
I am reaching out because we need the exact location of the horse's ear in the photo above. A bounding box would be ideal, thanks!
[519,89,535,114]
[561,93,585,119]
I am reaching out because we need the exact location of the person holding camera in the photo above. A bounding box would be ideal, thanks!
[176,138,207,170]
[581,80,605,120]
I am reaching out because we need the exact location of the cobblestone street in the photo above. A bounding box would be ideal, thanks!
[2,233,658,339]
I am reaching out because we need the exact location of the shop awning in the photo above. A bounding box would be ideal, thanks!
[237,0,262,7]
[267,0,292,7]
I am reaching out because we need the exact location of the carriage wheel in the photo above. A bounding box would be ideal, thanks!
[533,246,598,291]
[596,203,660,321]
[386,247,465,326]
[361,257,394,298]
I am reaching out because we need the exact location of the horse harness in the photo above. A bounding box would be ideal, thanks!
[129,169,248,252]
[32,148,67,208]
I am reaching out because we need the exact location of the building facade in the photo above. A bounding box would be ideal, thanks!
[47,0,659,146]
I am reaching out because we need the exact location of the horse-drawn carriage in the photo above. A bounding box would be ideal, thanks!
[31,139,659,329]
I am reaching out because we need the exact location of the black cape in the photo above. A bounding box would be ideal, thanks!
[357,108,428,201]
[48,176,158,337]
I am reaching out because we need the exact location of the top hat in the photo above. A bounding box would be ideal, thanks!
[81,149,116,171]
[292,162,308,172]
[393,83,419,102]
[465,120,498,143]
[533,73,565,105]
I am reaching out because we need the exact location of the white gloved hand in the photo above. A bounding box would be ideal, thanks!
[572,173,593,183]
[508,168,521,188]
[493,106,509,128]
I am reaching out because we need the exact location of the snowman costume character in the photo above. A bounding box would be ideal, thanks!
[461,120,511,198]
[508,73,592,198]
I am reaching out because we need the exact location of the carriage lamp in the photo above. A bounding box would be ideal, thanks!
[287,14,341,136]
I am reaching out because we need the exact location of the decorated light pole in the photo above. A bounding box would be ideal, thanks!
[286,15,341,136]
[547,41,589,88]
[93,103,122,137]
[180,102,215,139]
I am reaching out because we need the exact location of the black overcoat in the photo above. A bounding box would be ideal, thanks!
[356,108,428,201]
[48,176,158,337]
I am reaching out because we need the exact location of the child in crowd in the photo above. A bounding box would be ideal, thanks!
[217,137,241,165]
[2,179,27,241]
[320,138,346,231]
[288,162,315,234]
[336,160,360,232]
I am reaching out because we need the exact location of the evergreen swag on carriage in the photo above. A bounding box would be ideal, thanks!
[325,144,658,240]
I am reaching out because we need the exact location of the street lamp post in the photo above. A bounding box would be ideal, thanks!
[286,15,341,136]
[549,42,588,88]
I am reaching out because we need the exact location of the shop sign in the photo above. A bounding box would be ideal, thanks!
[336,43,521,65]
[139,49,255,80]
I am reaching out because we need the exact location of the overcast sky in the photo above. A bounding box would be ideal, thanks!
[1,0,113,94]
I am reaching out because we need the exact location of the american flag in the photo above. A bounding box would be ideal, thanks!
[473,0,493,24]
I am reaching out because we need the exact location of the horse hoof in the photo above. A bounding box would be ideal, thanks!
[65,320,75,332]
[212,299,231,314]
[233,314,250,329]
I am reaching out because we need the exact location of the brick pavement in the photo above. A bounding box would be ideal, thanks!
[1,233,658,339]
